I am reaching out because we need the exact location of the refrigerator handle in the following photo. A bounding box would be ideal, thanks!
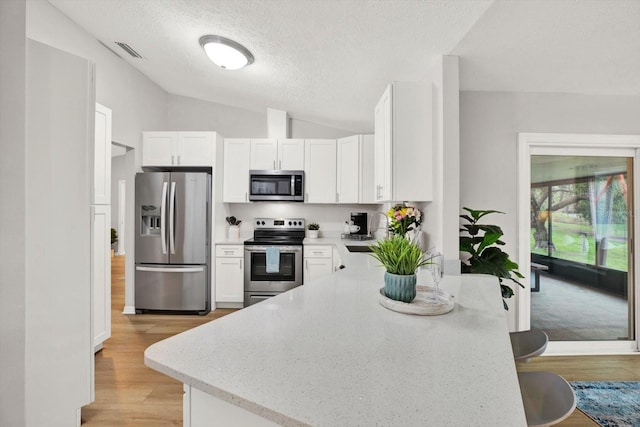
[169,181,176,254]
[160,182,168,255]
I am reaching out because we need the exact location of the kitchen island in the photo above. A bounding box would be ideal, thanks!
[145,241,527,426]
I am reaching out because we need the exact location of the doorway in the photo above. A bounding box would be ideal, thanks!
[518,133,640,354]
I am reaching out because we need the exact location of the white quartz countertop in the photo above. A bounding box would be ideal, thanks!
[145,240,527,426]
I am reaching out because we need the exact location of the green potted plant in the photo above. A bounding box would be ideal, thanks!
[369,235,432,303]
[307,222,320,239]
[110,228,118,257]
[459,207,524,309]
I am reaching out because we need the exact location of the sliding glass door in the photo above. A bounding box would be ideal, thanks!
[518,133,640,354]
[530,155,633,342]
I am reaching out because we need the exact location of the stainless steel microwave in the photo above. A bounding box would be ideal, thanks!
[248,170,304,202]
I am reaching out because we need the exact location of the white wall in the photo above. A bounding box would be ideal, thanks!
[416,55,460,271]
[167,93,357,139]
[460,90,640,322]
[26,0,169,311]
[0,1,27,425]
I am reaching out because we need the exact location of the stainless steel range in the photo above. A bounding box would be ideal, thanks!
[244,218,305,307]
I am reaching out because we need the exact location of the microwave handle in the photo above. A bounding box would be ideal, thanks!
[291,175,295,196]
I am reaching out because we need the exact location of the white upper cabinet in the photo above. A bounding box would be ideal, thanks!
[250,139,277,169]
[336,135,360,204]
[374,82,432,202]
[250,138,304,170]
[93,103,112,205]
[142,131,215,167]
[336,135,376,204]
[278,139,305,170]
[305,139,337,203]
[223,138,251,203]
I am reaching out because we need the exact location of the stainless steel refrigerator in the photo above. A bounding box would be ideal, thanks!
[135,172,211,314]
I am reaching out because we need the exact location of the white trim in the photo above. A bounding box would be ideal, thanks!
[517,132,640,353]
[117,179,125,255]
[122,305,136,315]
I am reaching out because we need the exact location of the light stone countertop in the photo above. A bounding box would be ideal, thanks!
[145,239,527,426]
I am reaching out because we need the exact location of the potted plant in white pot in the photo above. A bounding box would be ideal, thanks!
[369,235,432,303]
[307,222,320,239]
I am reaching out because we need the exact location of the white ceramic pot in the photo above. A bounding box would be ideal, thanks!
[227,225,240,241]
[308,230,319,239]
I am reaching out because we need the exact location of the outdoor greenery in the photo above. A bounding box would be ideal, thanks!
[111,228,118,246]
[460,207,524,310]
[530,220,628,272]
[368,235,432,275]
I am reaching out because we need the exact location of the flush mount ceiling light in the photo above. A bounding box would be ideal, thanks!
[199,35,254,70]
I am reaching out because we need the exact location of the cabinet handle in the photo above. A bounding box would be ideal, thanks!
[245,192,248,202]
[312,251,323,255]
[177,155,181,165]
[171,155,175,165]
[273,160,276,169]
[336,193,339,203]
[224,250,234,255]
[279,160,282,170]
[305,259,308,270]
[306,192,308,201]
[240,259,243,270]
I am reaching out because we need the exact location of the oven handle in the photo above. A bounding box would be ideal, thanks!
[244,246,302,253]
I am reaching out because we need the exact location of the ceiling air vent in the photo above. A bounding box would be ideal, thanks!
[115,42,144,59]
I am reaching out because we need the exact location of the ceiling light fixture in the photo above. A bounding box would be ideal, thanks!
[199,35,254,70]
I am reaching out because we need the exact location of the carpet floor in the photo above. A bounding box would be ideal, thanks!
[571,381,640,426]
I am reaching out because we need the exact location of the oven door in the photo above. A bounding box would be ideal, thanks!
[244,245,303,292]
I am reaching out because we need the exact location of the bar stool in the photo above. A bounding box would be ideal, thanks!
[517,371,576,426]
[510,330,548,362]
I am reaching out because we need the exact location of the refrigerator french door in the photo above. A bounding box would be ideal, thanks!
[135,172,210,314]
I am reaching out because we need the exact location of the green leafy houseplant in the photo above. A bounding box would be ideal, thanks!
[459,207,524,310]
[369,235,432,275]
[308,223,320,231]
[369,235,432,303]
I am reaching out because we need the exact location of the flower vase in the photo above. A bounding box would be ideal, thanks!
[384,272,417,303]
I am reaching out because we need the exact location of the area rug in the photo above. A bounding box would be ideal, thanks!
[571,381,640,426]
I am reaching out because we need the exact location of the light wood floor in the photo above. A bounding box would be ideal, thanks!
[83,255,639,426]
[81,255,236,426]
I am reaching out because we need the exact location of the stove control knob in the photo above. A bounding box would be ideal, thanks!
[288,221,292,226]
[256,220,260,225]
[261,221,265,225]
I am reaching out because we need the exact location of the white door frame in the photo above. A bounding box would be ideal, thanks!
[517,133,640,354]
[117,179,126,256]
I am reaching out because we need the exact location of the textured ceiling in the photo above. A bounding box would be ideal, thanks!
[48,0,639,133]
[454,0,640,96]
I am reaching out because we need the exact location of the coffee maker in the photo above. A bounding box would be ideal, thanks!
[350,212,368,236]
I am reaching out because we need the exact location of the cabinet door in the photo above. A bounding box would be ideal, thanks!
[250,139,278,170]
[177,132,214,166]
[304,257,333,283]
[92,205,111,350]
[93,103,112,205]
[215,257,244,302]
[304,139,337,203]
[143,132,177,166]
[223,139,251,203]
[278,139,305,170]
[359,134,376,204]
[374,85,392,202]
[336,135,360,204]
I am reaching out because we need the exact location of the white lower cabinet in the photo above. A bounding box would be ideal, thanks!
[304,245,334,283]
[184,385,279,427]
[215,245,244,306]
[92,205,111,352]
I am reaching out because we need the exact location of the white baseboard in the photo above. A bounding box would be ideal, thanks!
[122,305,136,315]
[215,302,243,309]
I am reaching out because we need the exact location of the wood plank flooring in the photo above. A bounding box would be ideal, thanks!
[83,255,639,426]
[81,255,236,426]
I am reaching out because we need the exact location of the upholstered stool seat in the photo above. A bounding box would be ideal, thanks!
[517,371,576,426]
[510,330,548,362]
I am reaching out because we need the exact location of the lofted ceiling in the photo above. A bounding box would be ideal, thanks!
[48,0,640,133]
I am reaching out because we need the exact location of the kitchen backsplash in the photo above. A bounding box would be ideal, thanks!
[223,203,385,239]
